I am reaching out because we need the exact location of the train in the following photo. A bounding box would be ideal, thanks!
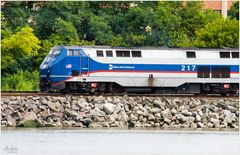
[40,45,239,95]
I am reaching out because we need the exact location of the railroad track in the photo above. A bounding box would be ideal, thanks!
[1,91,239,98]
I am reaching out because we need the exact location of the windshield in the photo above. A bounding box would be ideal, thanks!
[40,49,61,69]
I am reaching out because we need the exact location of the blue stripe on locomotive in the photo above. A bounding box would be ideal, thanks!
[89,59,239,72]
[40,47,239,83]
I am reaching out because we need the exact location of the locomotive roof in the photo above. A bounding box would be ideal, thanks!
[52,45,239,51]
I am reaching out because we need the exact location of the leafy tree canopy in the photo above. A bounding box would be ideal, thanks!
[1,26,41,71]
[34,1,89,40]
[193,18,239,48]
[51,18,79,45]
[1,1,31,30]
[1,1,239,91]
[87,15,113,45]
[229,1,239,20]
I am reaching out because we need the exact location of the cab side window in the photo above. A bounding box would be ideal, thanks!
[67,50,73,56]
[73,50,79,56]
[67,50,79,56]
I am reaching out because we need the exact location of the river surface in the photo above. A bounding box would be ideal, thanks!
[1,128,239,155]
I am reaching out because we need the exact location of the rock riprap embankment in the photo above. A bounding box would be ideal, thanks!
[1,96,239,129]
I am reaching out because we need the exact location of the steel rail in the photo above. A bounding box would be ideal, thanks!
[1,91,239,98]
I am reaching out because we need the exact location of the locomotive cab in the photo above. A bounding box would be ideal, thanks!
[39,46,89,92]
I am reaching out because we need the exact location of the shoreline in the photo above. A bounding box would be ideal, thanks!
[1,95,239,129]
[1,126,239,132]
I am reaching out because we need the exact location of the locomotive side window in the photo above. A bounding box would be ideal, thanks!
[197,66,210,78]
[73,50,79,56]
[212,66,230,78]
[106,50,113,57]
[186,51,196,58]
[67,50,73,56]
[132,51,142,57]
[231,52,239,58]
[96,50,104,57]
[116,50,130,57]
[67,50,79,56]
[219,52,230,58]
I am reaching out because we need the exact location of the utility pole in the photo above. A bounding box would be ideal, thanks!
[222,0,228,19]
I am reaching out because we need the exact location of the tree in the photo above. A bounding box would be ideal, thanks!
[34,7,57,39]
[193,18,239,47]
[1,13,13,39]
[108,35,127,46]
[1,1,31,30]
[1,26,41,72]
[51,18,79,44]
[34,1,89,40]
[125,6,150,34]
[147,1,181,46]
[229,1,239,20]
[178,1,205,38]
[177,1,221,39]
[86,15,113,45]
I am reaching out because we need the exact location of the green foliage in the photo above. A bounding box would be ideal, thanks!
[1,1,239,91]
[125,6,150,34]
[108,35,127,47]
[127,34,146,47]
[229,1,239,20]
[51,18,79,45]
[148,2,181,46]
[178,1,205,37]
[193,18,239,47]
[34,7,57,39]
[1,1,31,30]
[4,57,36,76]
[34,1,89,40]
[1,70,39,91]
[87,15,113,45]
[2,26,40,56]
[1,27,41,71]
[1,13,13,39]
[79,40,95,46]
[17,120,43,128]
[175,2,221,46]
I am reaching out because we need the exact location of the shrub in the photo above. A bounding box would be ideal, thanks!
[1,70,39,91]
[17,120,43,128]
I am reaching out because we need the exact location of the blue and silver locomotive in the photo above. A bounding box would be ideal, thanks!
[40,45,239,94]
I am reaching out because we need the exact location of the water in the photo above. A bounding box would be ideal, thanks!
[1,128,239,155]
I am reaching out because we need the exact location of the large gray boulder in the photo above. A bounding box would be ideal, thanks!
[148,114,155,121]
[161,108,172,119]
[224,110,236,123]
[150,108,161,114]
[23,111,38,121]
[103,103,116,114]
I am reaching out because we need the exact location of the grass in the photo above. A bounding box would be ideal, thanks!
[17,120,43,128]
